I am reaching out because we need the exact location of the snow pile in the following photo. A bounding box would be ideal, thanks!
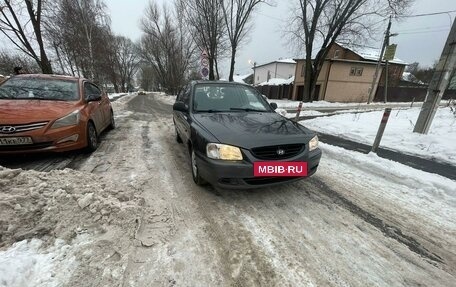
[302,107,456,165]
[0,166,142,248]
[0,236,89,287]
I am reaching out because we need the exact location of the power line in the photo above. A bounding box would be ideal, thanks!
[396,9,456,18]
[399,28,450,35]
[395,24,450,33]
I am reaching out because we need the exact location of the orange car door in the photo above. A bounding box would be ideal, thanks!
[84,82,104,133]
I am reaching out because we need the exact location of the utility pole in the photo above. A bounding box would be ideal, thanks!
[367,17,397,104]
[414,19,456,134]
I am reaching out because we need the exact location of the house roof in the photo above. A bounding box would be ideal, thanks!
[258,76,294,86]
[337,42,406,65]
[254,58,296,69]
[220,73,253,84]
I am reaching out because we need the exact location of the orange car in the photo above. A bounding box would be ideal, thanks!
[0,74,115,153]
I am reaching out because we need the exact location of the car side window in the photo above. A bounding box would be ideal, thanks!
[84,82,101,99]
[176,87,185,102]
[181,85,191,106]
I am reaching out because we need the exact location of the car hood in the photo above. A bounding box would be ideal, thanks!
[0,99,80,124]
[193,112,315,149]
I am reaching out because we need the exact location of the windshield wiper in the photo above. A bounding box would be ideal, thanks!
[196,109,224,113]
[230,108,268,112]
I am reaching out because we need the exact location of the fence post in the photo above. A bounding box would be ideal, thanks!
[372,108,392,153]
[294,102,303,122]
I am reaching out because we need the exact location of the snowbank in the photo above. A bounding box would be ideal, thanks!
[319,143,456,230]
[302,107,456,165]
[0,166,141,248]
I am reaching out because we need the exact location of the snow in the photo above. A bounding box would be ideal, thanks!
[258,76,294,86]
[338,43,406,65]
[107,93,127,101]
[319,143,456,230]
[270,99,426,109]
[276,58,296,64]
[232,73,252,84]
[155,92,176,105]
[302,107,456,165]
[402,72,425,84]
[0,236,89,287]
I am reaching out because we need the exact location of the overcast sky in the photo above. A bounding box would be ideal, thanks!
[107,0,455,77]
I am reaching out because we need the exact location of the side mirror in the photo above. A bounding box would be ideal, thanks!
[270,102,278,110]
[173,102,188,112]
[87,94,102,102]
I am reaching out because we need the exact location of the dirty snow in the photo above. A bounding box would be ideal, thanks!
[0,236,90,287]
[302,107,456,165]
[0,165,142,286]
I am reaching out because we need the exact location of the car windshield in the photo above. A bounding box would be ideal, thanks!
[0,77,79,101]
[193,83,272,112]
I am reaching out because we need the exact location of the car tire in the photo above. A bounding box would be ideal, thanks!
[190,147,205,186]
[175,127,183,143]
[108,109,115,130]
[86,122,98,152]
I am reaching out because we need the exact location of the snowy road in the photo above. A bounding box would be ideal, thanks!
[1,93,455,286]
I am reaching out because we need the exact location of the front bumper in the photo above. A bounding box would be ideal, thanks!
[196,148,322,189]
[0,124,86,154]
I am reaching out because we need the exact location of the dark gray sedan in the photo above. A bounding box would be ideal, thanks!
[173,81,321,189]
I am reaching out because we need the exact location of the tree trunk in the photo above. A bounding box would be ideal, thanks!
[214,57,220,80]
[209,57,215,80]
[303,56,313,102]
[228,46,236,82]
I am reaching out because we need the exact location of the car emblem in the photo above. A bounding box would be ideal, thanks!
[0,126,16,134]
[276,148,285,156]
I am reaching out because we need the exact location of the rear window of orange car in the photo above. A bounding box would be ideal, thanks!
[0,77,79,101]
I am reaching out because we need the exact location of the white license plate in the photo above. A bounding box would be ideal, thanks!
[0,137,33,146]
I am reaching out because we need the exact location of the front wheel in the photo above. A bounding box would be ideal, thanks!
[108,110,115,130]
[190,147,205,185]
[86,122,98,152]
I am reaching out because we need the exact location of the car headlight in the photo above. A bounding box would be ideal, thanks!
[206,143,243,160]
[309,135,319,151]
[51,110,80,129]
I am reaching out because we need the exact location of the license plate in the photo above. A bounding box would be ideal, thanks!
[254,161,308,177]
[0,137,33,146]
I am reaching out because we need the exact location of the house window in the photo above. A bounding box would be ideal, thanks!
[334,49,340,59]
[350,67,363,76]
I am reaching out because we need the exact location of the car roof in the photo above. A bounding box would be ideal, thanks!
[11,74,86,82]
[191,80,251,88]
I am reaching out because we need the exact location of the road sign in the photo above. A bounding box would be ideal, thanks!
[201,58,209,67]
[201,67,209,78]
[201,49,208,58]
[383,44,397,61]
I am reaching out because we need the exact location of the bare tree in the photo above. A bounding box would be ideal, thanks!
[114,36,140,92]
[140,1,196,94]
[0,0,53,73]
[45,0,113,82]
[220,0,268,81]
[289,0,412,101]
[182,0,227,80]
[0,50,40,75]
